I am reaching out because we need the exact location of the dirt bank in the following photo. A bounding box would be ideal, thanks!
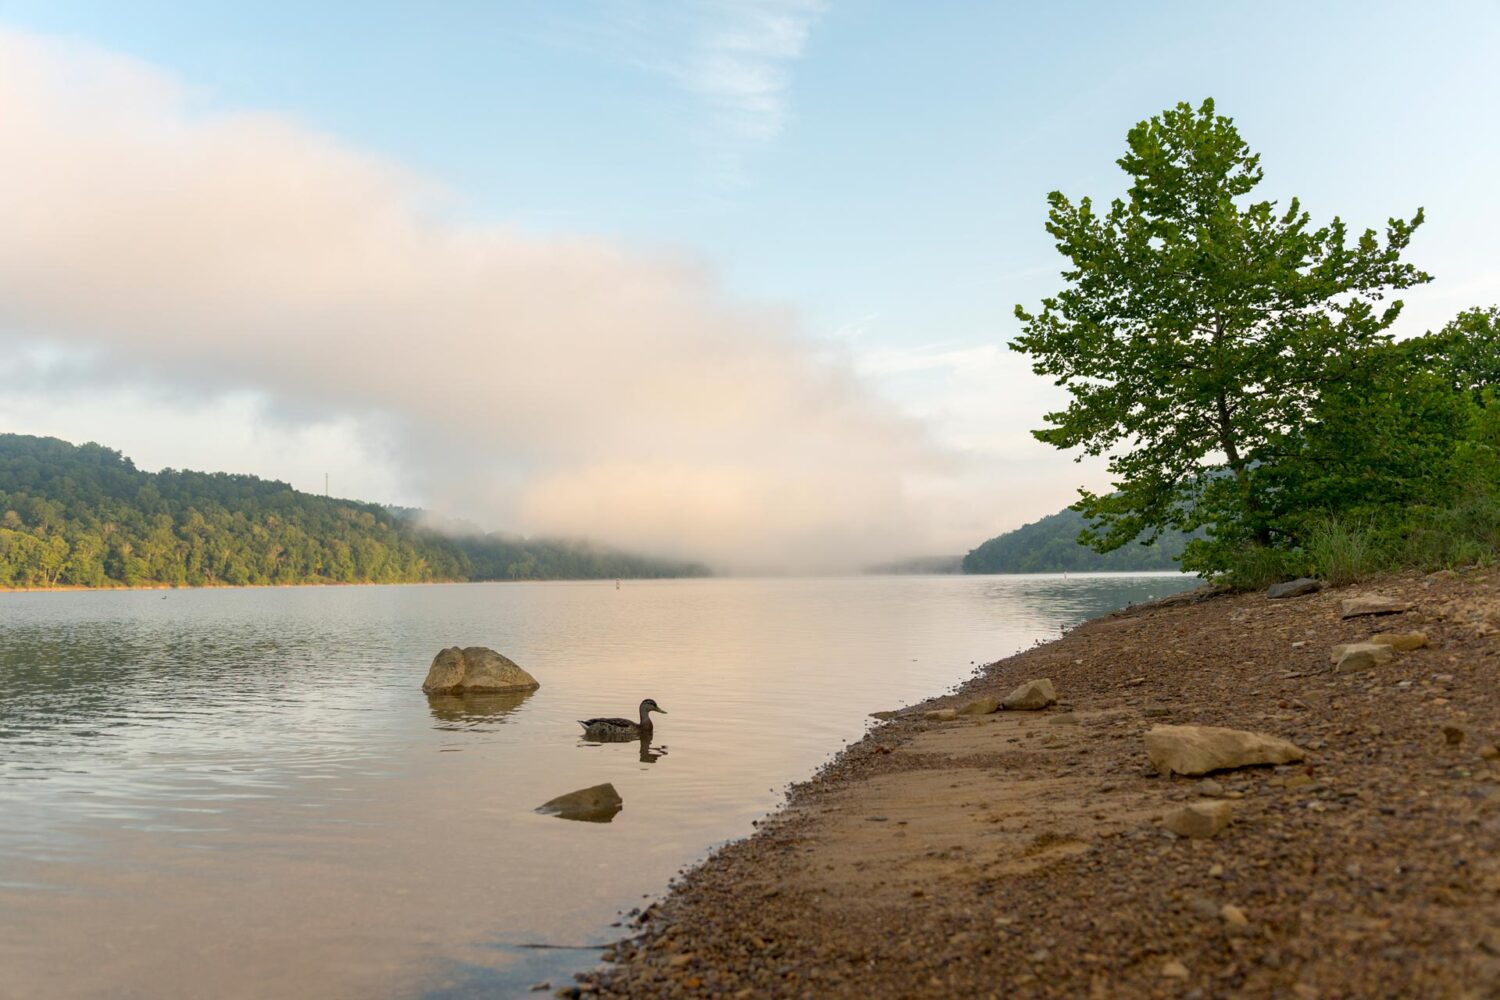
[575,568,1500,999]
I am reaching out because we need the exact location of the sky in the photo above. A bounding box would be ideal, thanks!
[0,1,1496,571]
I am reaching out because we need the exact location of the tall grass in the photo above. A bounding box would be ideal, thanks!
[1305,516,1382,586]
[1216,491,1500,590]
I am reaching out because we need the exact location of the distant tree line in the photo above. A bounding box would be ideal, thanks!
[962,507,1189,574]
[0,435,708,588]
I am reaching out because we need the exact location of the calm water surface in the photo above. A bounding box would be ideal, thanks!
[0,574,1195,998]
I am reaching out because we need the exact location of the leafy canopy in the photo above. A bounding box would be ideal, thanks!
[1011,98,1429,562]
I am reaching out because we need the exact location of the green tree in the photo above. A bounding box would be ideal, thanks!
[1011,98,1429,570]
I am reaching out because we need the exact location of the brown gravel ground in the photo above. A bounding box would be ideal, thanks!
[572,568,1500,1000]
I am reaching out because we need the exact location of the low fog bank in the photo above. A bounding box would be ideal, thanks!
[0,28,975,573]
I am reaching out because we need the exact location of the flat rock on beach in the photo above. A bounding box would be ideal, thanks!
[584,569,1500,999]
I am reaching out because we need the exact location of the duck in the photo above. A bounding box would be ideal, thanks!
[579,698,666,741]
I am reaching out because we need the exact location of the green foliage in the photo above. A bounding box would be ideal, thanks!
[1012,98,1429,558]
[962,506,1191,574]
[0,434,708,588]
[1303,516,1381,587]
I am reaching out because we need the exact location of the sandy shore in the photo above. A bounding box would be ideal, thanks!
[572,568,1500,999]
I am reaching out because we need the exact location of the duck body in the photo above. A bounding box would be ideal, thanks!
[579,698,666,741]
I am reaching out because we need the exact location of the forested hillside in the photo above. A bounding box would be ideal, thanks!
[962,507,1189,574]
[0,435,707,588]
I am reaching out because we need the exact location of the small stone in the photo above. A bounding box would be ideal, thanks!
[667,953,694,968]
[1267,578,1322,599]
[1443,725,1466,746]
[1334,643,1397,673]
[1143,705,1172,718]
[1292,985,1321,1000]
[1283,774,1314,790]
[1049,712,1080,725]
[530,984,551,993]
[1126,676,1147,686]
[869,710,899,721]
[1340,595,1413,618]
[1371,632,1428,652]
[1193,779,1225,797]
[1480,745,1500,760]
[1162,800,1233,839]
[1001,678,1058,711]
[1145,724,1305,776]
[925,708,959,722]
[957,696,999,716]
[1220,904,1249,927]
[1208,864,1224,878]
[1161,959,1189,979]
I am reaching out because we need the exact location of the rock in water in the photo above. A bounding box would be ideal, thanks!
[1340,595,1412,618]
[1144,724,1305,776]
[1001,678,1058,711]
[538,783,623,823]
[957,696,999,716]
[421,646,540,694]
[1267,578,1322,599]
[1333,642,1397,673]
[1163,800,1233,838]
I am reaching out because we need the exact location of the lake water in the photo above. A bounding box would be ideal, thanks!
[0,574,1195,999]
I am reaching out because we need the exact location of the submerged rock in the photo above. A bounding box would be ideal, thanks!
[1001,678,1058,711]
[538,783,623,823]
[1267,578,1322,599]
[1144,724,1305,776]
[1340,595,1413,618]
[422,646,540,694]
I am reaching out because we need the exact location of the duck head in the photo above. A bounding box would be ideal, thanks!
[640,698,667,715]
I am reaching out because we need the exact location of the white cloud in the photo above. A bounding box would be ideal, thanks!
[0,26,972,573]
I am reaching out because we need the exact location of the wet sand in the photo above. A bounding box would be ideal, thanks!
[579,568,1500,999]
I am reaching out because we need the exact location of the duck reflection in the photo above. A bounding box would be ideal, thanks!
[577,730,668,764]
[426,689,534,731]
[638,735,667,764]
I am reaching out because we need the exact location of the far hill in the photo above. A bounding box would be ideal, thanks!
[0,434,708,588]
[962,506,1190,574]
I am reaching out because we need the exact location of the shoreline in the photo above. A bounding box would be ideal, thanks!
[579,568,1500,998]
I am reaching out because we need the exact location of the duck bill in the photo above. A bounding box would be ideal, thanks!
[655,707,667,714]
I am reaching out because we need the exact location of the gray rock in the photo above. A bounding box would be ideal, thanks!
[1340,595,1413,618]
[538,783,623,823]
[1267,578,1322,599]
[1145,724,1306,776]
[957,696,999,716]
[422,646,540,694]
[1001,678,1058,711]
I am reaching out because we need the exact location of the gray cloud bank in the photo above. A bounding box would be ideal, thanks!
[0,28,955,572]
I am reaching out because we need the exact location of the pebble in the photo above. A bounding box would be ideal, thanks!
[1220,904,1249,927]
[1161,959,1189,979]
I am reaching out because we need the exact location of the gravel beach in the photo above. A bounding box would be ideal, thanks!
[570,568,1500,999]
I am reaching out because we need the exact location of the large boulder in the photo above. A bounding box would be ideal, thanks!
[421,646,540,694]
[1267,578,1322,599]
[1001,678,1058,711]
[537,783,623,823]
[1145,725,1305,776]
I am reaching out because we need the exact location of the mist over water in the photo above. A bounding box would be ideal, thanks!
[0,27,962,573]
[0,574,1195,998]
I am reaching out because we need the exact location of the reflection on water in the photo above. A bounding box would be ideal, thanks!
[425,690,535,730]
[0,573,1195,998]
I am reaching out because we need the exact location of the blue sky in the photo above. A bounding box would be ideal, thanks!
[0,1,1496,567]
